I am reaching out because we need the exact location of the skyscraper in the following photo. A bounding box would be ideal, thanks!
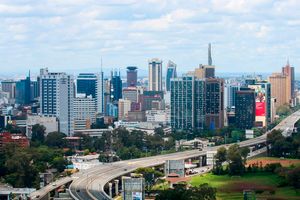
[282,60,295,99]
[208,43,212,66]
[226,85,239,109]
[15,73,31,105]
[77,73,104,113]
[269,73,290,109]
[77,73,97,98]
[127,66,138,87]
[170,75,205,130]
[74,95,96,130]
[235,88,256,130]
[205,78,224,130]
[110,71,122,102]
[166,60,177,91]
[40,68,74,136]
[148,58,162,91]
[1,80,16,100]
[248,82,271,127]
[118,99,131,120]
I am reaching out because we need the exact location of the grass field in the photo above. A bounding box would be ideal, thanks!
[190,172,300,200]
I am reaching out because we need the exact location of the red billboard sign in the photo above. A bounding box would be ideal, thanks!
[256,102,265,116]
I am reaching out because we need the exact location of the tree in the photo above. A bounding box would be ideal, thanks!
[240,147,250,165]
[231,130,244,142]
[45,132,66,148]
[5,151,37,188]
[117,146,142,160]
[154,127,165,136]
[31,124,46,144]
[155,184,216,200]
[286,167,300,189]
[190,184,217,200]
[98,153,110,163]
[51,156,68,172]
[213,147,227,175]
[135,167,163,195]
[227,144,244,175]
[276,104,291,116]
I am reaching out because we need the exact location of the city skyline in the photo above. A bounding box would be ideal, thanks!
[0,0,299,75]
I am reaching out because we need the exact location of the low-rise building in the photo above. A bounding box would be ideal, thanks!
[0,132,29,149]
[146,109,170,124]
[26,115,58,137]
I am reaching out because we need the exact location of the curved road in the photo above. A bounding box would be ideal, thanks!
[30,110,300,200]
[69,110,300,200]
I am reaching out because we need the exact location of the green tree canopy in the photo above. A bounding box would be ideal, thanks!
[31,124,46,144]
[45,132,66,148]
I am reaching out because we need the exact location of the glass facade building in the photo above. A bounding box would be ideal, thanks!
[170,76,205,131]
[166,60,177,91]
[235,88,256,130]
[15,76,31,105]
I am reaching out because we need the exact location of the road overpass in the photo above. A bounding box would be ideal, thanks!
[30,110,300,200]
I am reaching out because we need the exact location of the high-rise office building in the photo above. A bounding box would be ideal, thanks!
[30,80,40,100]
[268,73,290,109]
[77,73,104,113]
[148,58,162,91]
[127,66,138,87]
[170,75,205,130]
[140,91,164,111]
[166,60,177,92]
[40,68,74,136]
[118,99,131,120]
[248,82,271,127]
[74,95,96,130]
[205,78,224,130]
[1,80,16,99]
[235,88,256,130]
[282,60,295,99]
[77,73,97,98]
[15,73,31,105]
[122,87,141,103]
[110,71,122,102]
[226,85,239,109]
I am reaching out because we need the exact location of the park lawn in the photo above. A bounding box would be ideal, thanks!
[190,172,300,200]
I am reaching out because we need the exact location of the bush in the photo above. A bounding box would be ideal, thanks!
[264,163,282,173]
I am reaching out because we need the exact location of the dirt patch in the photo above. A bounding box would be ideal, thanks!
[247,158,300,167]
[220,181,276,193]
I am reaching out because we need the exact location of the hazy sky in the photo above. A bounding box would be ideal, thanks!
[0,0,299,76]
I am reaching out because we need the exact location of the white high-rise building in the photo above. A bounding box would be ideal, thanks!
[40,68,74,136]
[76,72,104,114]
[74,95,97,130]
[148,58,162,91]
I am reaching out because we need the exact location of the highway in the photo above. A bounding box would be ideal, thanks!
[30,110,300,200]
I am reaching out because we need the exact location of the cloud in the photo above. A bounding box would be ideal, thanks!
[0,0,299,75]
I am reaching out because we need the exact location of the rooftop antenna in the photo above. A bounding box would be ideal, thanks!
[101,56,103,72]
[208,43,212,66]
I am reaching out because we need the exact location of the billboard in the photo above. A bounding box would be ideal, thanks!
[248,85,266,117]
[256,102,265,116]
